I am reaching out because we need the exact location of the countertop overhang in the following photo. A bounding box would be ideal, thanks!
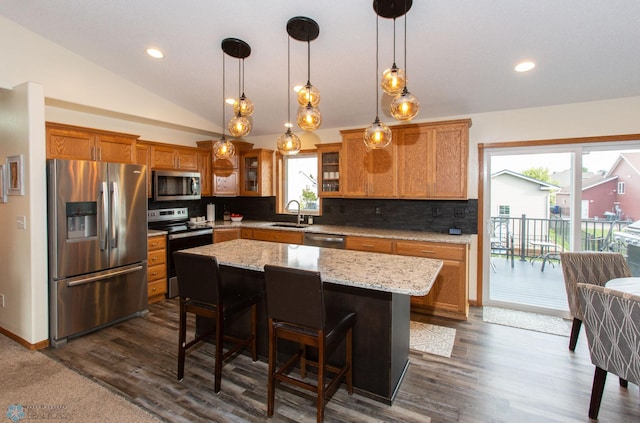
[182,239,443,296]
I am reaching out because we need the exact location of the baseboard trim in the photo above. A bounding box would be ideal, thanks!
[0,327,49,350]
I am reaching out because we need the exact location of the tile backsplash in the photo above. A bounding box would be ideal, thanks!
[149,196,478,235]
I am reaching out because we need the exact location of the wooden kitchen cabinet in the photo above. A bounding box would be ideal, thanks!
[242,228,303,244]
[46,122,137,164]
[396,240,469,319]
[316,143,342,197]
[147,235,167,304]
[213,228,240,243]
[240,149,274,196]
[150,144,198,171]
[340,129,396,198]
[397,121,469,199]
[135,142,151,198]
[339,119,470,200]
[196,140,254,197]
[197,149,212,196]
[345,235,394,254]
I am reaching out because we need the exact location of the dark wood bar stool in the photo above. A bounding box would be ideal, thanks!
[263,265,356,423]
[173,251,261,393]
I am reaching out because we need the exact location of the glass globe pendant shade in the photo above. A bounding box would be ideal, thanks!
[213,137,235,159]
[276,128,301,155]
[228,113,251,137]
[390,87,420,121]
[363,118,392,149]
[234,94,254,117]
[297,83,320,107]
[381,64,405,95]
[296,104,322,131]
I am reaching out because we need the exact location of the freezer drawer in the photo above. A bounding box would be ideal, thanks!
[50,262,147,346]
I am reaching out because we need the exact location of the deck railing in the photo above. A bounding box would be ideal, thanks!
[490,215,632,261]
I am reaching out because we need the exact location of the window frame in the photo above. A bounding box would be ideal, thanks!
[275,149,321,216]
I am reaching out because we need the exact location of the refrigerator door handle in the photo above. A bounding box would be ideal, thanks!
[66,264,144,287]
[110,181,119,248]
[100,181,109,251]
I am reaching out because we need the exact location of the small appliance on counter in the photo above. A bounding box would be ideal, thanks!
[207,203,215,222]
[147,207,213,298]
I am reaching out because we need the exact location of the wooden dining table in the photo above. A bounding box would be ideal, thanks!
[605,277,640,295]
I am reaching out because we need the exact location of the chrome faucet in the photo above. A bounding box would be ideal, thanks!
[285,200,303,224]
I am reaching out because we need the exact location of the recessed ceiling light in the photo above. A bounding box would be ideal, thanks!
[284,122,293,128]
[225,98,236,105]
[146,48,164,59]
[515,61,535,72]
[292,85,303,93]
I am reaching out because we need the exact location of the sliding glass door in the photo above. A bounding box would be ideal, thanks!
[483,141,640,316]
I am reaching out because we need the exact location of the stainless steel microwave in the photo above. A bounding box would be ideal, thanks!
[153,170,201,201]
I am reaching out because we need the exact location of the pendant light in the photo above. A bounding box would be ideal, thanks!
[233,58,254,117]
[380,17,406,95]
[389,0,420,121]
[287,16,322,131]
[364,13,392,149]
[213,40,237,160]
[276,35,301,155]
[223,38,253,138]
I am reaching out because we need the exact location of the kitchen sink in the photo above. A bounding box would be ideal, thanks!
[270,222,309,228]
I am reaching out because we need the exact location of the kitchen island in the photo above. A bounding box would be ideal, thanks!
[183,238,443,404]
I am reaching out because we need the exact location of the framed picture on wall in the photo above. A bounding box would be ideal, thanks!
[7,154,24,196]
[0,163,7,203]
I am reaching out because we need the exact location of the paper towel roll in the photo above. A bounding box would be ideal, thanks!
[207,204,215,222]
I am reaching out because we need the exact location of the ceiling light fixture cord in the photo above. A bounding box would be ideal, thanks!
[393,17,397,66]
[288,36,291,123]
[306,37,311,86]
[403,0,407,86]
[375,14,380,119]
[222,50,226,136]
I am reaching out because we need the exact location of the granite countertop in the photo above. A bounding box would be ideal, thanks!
[204,220,472,245]
[148,229,168,237]
[183,239,443,296]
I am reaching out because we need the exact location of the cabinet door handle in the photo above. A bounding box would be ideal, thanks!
[151,257,157,262]
[151,272,158,276]
[362,244,374,248]
[420,250,436,254]
[98,147,102,161]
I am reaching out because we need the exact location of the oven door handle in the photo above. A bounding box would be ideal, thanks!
[168,229,213,240]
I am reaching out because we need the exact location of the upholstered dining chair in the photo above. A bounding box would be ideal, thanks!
[576,283,640,419]
[173,251,262,393]
[263,265,356,423]
[559,251,632,351]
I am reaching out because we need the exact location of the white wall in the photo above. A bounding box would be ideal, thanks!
[0,82,48,344]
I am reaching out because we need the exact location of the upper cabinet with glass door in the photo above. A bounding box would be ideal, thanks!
[240,149,274,196]
[316,143,342,197]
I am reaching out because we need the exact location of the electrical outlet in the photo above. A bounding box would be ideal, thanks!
[432,207,441,217]
[375,207,382,215]
[454,207,466,218]
[0,294,5,308]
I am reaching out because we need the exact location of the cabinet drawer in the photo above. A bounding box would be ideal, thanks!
[345,236,394,254]
[213,228,240,243]
[240,228,254,239]
[396,240,465,261]
[147,279,167,298]
[148,249,166,266]
[251,229,303,244]
[148,236,166,251]
[148,263,166,282]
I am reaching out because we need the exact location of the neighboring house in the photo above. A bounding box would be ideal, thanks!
[491,169,560,219]
[554,153,640,220]
[555,173,619,219]
[605,152,640,221]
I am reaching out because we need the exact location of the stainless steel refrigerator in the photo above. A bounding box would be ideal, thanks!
[47,159,148,346]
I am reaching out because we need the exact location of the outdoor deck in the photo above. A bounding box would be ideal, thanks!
[489,254,569,316]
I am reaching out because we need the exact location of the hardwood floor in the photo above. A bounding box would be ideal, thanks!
[43,300,639,422]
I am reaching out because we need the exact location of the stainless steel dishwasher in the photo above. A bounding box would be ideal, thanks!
[303,232,346,249]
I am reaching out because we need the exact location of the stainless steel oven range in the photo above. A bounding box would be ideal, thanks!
[147,207,213,298]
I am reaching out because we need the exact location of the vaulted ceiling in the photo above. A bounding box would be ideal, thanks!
[2,0,640,137]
